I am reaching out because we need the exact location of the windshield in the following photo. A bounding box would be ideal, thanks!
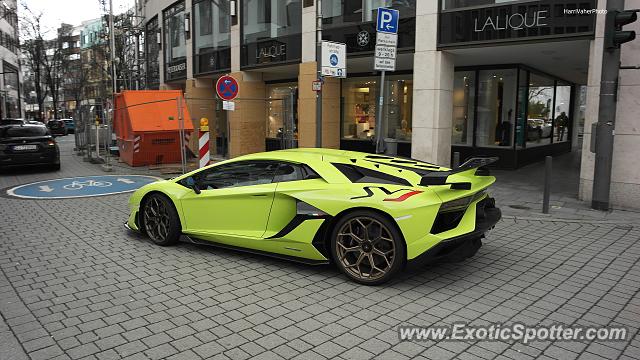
[1,126,49,138]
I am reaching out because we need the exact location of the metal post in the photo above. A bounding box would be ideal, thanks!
[315,0,323,148]
[453,151,460,168]
[177,97,187,174]
[288,90,295,149]
[592,0,624,211]
[375,70,386,153]
[104,0,117,170]
[543,156,552,214]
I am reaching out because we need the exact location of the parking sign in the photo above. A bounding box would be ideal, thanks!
[376,8,399,34]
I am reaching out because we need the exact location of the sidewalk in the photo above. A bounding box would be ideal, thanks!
[491,148,640,224]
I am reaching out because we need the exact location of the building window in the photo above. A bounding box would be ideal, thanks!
[452,71,475,146]
[476,69,517,148]
[163,1,187,81]
[145,17,160,89]
[241,0,302,67]
[266,83,298,140]
[194,0,231,74]
[526,73,554,147]
[441,0,529,11]
[341,75,413,142]
[554,82,571,143]
[323,0,415,27]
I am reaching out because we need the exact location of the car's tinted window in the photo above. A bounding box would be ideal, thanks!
[273,163,321,183]
[2,126,49,138]
[195,161,279,189]
[0,119,24,126]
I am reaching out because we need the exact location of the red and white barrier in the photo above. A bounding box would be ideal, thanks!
[133,135,141,153]
[198,129,210,168]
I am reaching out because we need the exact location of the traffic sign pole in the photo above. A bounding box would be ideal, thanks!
[375,70,386,154]
[374,8,399,154]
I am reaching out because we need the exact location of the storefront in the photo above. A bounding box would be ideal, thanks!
[265,82,298,151]
[340,74,413,157]
[439,0,596,168]
[452,64,575,168]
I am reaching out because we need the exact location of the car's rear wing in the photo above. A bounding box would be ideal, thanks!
[419,157,499,189]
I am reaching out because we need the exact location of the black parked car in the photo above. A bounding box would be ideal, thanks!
[46,119,68,136]
[0,124,60,171]
[0,118,26,126]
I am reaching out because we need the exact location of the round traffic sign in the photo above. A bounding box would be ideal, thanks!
[5,175,160,200]
[216,75,239,101]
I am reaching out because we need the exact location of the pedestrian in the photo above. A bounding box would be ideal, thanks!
[555,111,568,141]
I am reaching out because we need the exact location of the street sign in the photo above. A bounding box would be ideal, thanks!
[6,175,160,200]
[312,80,322,92]
[374,8,399,72]
[375,45,396,59]
[376,32,398,47]
[376,7,399,34]
[222,100,235,111]
[321,41,347,78]
[216,75,239,101]
[374,57,396,72]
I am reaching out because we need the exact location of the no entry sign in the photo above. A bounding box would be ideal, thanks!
[216,75,239,101]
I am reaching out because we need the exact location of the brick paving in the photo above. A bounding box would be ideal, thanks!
[0,136,639,360]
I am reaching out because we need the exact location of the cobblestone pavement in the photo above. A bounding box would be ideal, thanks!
[1,137,639,360]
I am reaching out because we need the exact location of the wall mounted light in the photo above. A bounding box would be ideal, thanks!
[184,13,191,39]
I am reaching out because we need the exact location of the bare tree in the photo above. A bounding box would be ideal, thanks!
[19,4,48,120]
[41,24,77,119]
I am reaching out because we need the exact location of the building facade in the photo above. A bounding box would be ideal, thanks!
[1,0,22,119]
[139,0,640,209]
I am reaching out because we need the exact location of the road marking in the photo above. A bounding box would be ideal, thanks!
[6,175,161,200]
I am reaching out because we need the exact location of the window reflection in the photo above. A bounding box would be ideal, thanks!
[526,73,554,147]
[266,83,298,140]
[322,0,416,27]
[242,0,302,43]
[342,76,412,142]
[476,69,516,147]
[452,71,475,146]
[554,83,571,143]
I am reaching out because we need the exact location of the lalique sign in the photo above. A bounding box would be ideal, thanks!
[438,0,596,47]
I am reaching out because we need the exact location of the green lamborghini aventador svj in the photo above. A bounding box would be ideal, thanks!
[125,148,501,285]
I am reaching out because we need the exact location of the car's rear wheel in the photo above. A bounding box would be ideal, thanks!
[330,210,405,285]
[142,194,180,246]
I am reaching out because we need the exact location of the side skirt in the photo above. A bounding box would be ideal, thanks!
[180,234,330,266]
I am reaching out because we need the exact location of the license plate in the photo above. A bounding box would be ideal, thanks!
[13,145,37,151]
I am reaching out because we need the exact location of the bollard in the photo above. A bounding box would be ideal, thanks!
[542,156,552,214]
[453,152,460,168]
[199,118,210,168]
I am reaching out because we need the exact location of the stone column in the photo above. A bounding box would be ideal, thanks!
[298,62,340,149]
[410,1,454,166]
[578,0,606,203]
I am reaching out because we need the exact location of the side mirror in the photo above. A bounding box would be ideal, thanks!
[185,176,201,194]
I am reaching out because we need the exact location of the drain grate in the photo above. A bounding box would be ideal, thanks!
[509,204,531,210]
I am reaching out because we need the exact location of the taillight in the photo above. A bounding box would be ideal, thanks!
[47,140,56,146]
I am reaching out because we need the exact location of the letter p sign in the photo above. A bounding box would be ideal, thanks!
[376,8,399,34]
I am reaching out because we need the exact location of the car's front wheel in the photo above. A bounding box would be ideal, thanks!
[330,210,405,285]
[141,194,181,246]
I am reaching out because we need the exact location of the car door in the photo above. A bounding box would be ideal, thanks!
[263,162,327,238]
[180,160,279,238]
